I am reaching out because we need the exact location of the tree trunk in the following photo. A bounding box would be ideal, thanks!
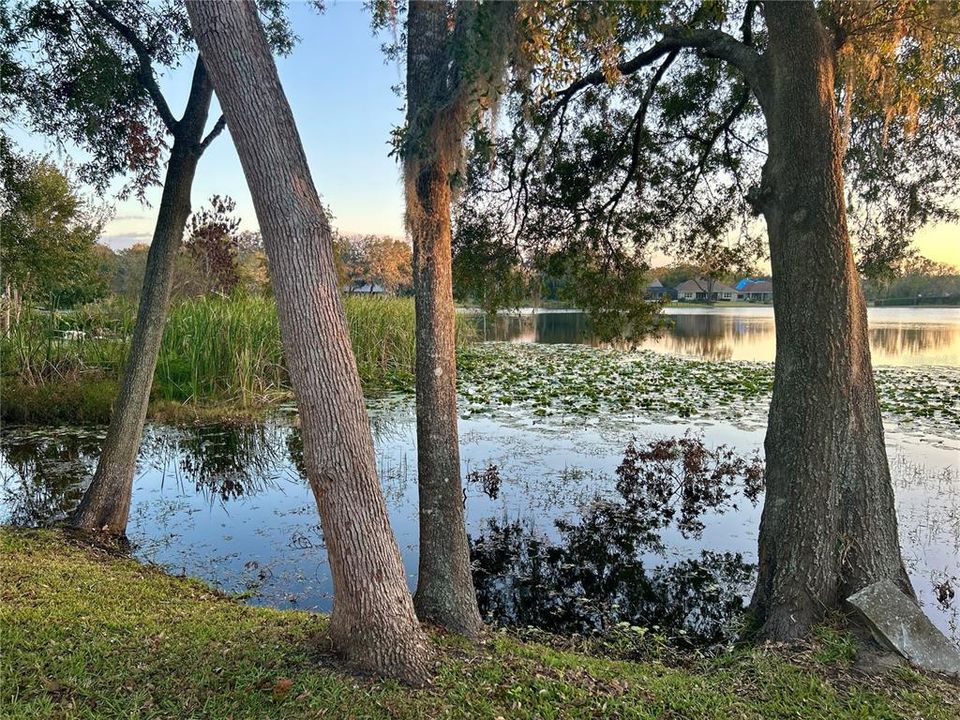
[750,1,912,638]
[185,0,432,685]
[70,59,213,534]
[405,0,483,638]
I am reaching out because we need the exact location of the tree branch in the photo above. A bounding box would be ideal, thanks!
[548,39,680,118]
[85,0,179,135]
[199,115,227,154]
[601,50,679,239]
[660,26,763,96]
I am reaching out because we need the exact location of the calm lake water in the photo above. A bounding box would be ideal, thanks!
[2,307,957,647]
[472,306,960,365]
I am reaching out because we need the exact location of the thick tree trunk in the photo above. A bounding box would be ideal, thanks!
[750,1,912,638]
[186,0,432,684]
[70,60,213,534]
[405,0,483,637]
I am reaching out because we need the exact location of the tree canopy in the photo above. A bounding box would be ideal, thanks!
[0,141,106,306]
[457,0,960,284]
[1,0,293,199]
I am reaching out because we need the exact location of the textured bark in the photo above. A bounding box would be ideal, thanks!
[749,1,912,638]
[70,59,213,534]
[405,0,483,637]
[186,0,433,684]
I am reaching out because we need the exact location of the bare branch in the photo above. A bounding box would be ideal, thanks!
[549,25,763,121]
[86,0,179,134]
[199,115,227,153]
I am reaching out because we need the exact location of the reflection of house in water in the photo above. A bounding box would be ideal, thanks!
[676,278,737,302]
[473,308,958,365]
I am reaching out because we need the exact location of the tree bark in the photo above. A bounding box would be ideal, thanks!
[70,59,213,534]
[186,0,433,685]
[750,1,913,638]
[405,0,483,638]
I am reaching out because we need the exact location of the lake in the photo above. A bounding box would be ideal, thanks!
[472,306,960,365]
[2,307,957,647]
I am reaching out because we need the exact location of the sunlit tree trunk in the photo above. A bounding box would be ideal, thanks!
[405,0,483,638]
[186,0,433,684]
[71,60,213,534]
[750,1,912,638]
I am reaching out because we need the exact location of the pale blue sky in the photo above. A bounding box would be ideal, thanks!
[11,1,407,248]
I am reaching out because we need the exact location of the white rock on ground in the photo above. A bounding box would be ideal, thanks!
[847,578,960,679]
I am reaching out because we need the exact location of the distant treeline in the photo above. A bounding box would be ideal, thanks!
[861,256,960,305]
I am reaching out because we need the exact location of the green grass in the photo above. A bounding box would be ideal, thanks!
[2,527,957,719]
[1,295,474,423]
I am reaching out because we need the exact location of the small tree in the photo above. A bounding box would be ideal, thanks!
[0,146,106,315]
[4,0,291,534]
[183,195,243,295]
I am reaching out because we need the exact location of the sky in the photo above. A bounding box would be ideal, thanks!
[7,0,960,268]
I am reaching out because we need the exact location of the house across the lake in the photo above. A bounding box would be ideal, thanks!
[343,280,387,295]
[737,279,774,302]
[646,278,677,300]
[675,278,737,302]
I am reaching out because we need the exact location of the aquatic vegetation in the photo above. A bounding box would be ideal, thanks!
[0,295,475,422]
[458,342,959,435]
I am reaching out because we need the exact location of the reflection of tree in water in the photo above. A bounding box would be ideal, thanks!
[0,428,104,526]
[483,311,780,359]
[1,424,295,525]
[869,325,959,363]
[141,424,291,502]
[657,315,774,362]
[470,435,763,646]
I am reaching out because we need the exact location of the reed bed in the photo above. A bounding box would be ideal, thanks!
[2,294,473,417]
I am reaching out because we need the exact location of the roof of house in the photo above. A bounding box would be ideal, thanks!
[740,280,773,293]
[647,278,664,288]
[675,278,738,294]
[735,278,756,291]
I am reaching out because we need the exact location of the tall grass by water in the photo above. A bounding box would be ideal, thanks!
[2,294,470,422]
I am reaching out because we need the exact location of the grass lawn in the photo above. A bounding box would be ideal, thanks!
[1,527,957,719]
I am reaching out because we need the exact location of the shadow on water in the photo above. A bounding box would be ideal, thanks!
[470,435,764,646]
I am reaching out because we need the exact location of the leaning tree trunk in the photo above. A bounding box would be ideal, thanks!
[750,1,913,638]
[71,60,213,534]
[405,0,483,638]
[186,0,432,684]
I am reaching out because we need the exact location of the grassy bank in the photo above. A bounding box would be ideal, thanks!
[1,295,471,424]
[1,528,957,719]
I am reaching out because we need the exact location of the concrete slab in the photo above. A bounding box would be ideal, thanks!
[847,579,960,678]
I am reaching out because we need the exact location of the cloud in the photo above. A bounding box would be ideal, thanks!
[98,232,152,250]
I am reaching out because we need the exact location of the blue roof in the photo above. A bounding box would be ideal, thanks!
[735,278,755,291]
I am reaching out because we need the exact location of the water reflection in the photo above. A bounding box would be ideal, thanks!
[471,436,763,644]
[1,411,956,646]
[472,307,960,365]
[0,428,103,526]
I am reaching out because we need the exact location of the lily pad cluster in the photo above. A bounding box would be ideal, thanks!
[457,343,959,436]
